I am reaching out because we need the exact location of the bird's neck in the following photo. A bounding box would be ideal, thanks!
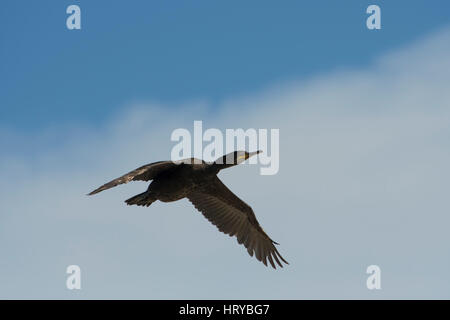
[209,162,236,174]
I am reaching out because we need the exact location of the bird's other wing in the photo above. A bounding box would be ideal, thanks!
[88,161,178,195]
[187,177,288,269]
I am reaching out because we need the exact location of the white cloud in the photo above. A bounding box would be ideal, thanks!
[1,27,450,299]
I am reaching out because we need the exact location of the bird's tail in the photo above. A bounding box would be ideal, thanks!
[125,192,156,207]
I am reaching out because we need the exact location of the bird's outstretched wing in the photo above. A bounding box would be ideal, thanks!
[187,177,288,269]
[88,161,177,195]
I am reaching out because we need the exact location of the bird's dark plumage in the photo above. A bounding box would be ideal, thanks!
[88,151,288,269]
[87,161,177,195]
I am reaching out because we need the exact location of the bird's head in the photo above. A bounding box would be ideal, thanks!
[214,150,262,167]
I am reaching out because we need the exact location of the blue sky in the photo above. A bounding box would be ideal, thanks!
[1,1,450,299]
[1,1,449,131]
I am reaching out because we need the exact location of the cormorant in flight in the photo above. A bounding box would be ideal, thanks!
[88,151,288,269]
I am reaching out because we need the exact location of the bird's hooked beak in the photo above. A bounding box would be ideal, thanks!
[239,150,262,161]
